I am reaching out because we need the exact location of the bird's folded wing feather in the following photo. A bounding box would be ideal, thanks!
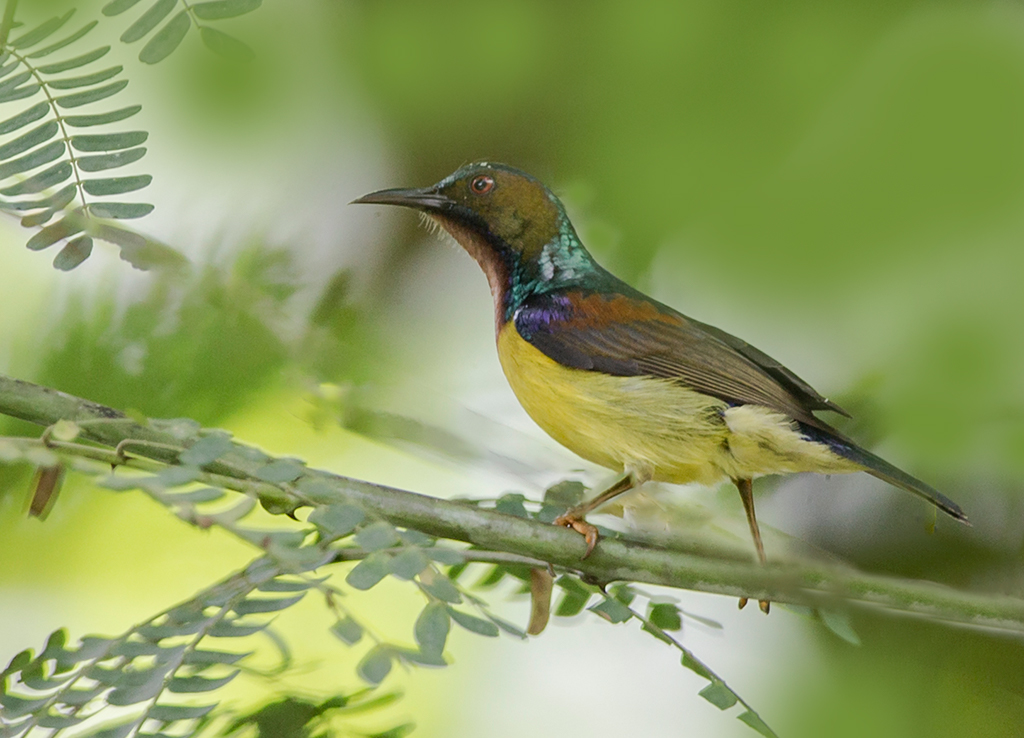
[514,291,848,430]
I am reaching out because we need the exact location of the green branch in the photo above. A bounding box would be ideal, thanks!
[1,372,1022,633]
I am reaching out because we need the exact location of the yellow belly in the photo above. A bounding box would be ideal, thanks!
[496,322,859,485]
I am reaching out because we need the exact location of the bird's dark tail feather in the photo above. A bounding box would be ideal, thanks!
[798,423,970,525]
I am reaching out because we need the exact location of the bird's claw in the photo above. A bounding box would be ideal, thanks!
[554,511,600,559]
[737,597,771,614]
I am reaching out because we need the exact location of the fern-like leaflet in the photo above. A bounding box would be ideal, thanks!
[0,558,316,738]
[0,6,183,270]
[104,0,262,64]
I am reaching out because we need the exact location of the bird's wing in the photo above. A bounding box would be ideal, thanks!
[514,290,848,429]
[687,316,850,417]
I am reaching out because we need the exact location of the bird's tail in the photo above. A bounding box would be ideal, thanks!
[799,423,969,525]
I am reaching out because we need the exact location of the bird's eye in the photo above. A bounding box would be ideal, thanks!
[470,175,495,194]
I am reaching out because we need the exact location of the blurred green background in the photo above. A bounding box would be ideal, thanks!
[2,1,1024,736]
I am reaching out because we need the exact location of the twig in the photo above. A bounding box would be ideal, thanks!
[2,372,1023,634]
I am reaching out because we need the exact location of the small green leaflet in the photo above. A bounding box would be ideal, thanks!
[70,131,148,152]
[0,121,59,160]
[0,140,66,180]
[414,602,450,657]
[309,503,365,538]
[355,521,401,551]
[140,12,190,65]
[418,571,461,604]
[233,593,304,615]
[544,479,586,507]
[818,609,862,646]
[28,21,100,59]
[55,80,129,109]
[179,434,234,466]
[1,161,72,196]
[553,576,594,617]
[53,235,93,270]
[37,47,111,75]
[10,11,75,50]
[699,681,738,710]
[388,548,429,580]
[88,202,154,219]
[26,214,84,251]
[346,551,391,591]
[0,101,48,135]
[446,607,498,637]
[331,617,363,646]
[167,671,240,693]
[121,0,177,44]
[740,710,778,738]
[83,174,152,196]
[63,105,141,128]
[494,492,529,518]
[199,27,254,62]
[357,646,392,685]
[588,597,632,624]
[648,602,682,631]
[46,66,123,89]
[253,459,305,483]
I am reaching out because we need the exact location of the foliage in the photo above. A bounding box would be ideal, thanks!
[224,692,411,738]
[0,396,791,737]
[0,0,259,270]
[103,0,260,64]
[2,558,299,737]
[2,379,1020,735]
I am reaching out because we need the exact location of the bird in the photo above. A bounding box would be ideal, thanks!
[354,162,969,612]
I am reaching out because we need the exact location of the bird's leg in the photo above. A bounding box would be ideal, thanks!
[554,473,637,559]
[736,477,766,565]
[734,477,770,614]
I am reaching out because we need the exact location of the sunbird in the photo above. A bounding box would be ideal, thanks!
[355,162,968,611]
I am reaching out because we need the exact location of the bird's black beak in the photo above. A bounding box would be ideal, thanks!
[351,186,453,213]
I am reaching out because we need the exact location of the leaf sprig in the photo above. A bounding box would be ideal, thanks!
[0,418,783,738]
[0,6,183,270]
[0,0,262,270]
[104,0,262,64]
[0,557,308,738]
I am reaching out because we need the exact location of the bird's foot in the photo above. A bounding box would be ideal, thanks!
[737,597,771,614]
[554,510,600,559]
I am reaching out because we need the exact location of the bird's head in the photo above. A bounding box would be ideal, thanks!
[354,161,561,259]
[354,162,600,326]
[366,162,598,284]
